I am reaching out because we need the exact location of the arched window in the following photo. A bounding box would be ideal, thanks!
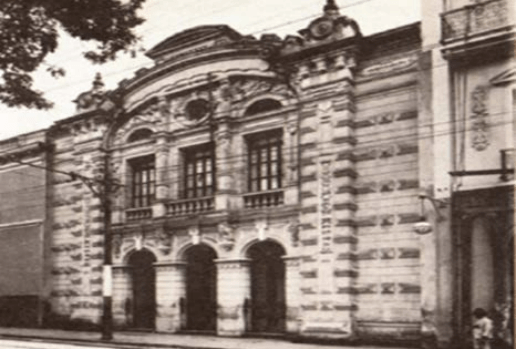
[127,128,153,143]
[244,99,282,116]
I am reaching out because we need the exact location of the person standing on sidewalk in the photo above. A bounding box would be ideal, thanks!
[472,308,493,349]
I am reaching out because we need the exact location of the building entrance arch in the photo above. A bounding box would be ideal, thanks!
[185,244,217,331]
[247,240,286,333]
[128,249,156,329]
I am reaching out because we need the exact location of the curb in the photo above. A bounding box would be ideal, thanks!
[0,333,222,349]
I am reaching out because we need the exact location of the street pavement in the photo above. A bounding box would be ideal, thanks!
[0,327,416,349]
[0,339,115,349]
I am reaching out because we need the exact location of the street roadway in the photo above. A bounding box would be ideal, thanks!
[0,338,178,349]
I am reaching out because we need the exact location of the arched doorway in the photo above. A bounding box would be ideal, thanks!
[247,240,286,333]
[128,249,156,329]
[185,244,217,331]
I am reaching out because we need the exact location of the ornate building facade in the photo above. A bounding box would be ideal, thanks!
[422,0,514,348]
[0,1,512,347]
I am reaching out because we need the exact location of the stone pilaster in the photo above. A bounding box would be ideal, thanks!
[214,121,234,211]
[215,258,251,336]
[154,262,186,332]
[283,256,301,334]
[283,117,299,206]
[168,136,179,201]
[153,134,169,218]
[296,62,358,339]
[112,265,132,327]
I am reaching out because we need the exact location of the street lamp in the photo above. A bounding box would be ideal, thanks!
[413,192,447,235]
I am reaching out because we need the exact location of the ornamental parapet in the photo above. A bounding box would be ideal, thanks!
[441,0,510,42]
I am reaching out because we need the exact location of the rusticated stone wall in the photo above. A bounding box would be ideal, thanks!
[47,120,108,325]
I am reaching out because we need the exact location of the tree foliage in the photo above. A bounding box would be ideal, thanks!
[0,0,146,109]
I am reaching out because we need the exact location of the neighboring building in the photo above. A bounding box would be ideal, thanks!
[0,131,50,327]
[421,0,514,348]
[0,1,512,348]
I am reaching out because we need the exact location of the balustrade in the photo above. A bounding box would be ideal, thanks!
[243,190,284,209]
[441,0,509,42]
[125,207,153,221]
[165,197,215,216]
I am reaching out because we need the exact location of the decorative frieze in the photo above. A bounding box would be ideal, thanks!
[357,247,421,261]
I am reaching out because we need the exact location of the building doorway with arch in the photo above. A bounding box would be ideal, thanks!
[247,240,286,333]
[185,244,217,332]
[453,187,514,348]
[128,249,156,329]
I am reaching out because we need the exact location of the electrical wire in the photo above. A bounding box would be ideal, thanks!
[0,116,511,198]
[0,108,512,178]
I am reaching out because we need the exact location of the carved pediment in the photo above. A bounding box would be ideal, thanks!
[146,25,244,63]
[281,1,361,55]
[490,66,516,86]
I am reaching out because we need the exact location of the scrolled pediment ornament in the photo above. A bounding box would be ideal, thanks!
[231,78,294,103]
[114,99,166,145]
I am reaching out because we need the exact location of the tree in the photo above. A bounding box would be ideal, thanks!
[0,0,146,109]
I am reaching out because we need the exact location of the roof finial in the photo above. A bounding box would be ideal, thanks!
[324,0,339,13]
[92,72,104,92]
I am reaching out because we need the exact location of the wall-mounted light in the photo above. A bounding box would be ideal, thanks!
[413,192,448,235]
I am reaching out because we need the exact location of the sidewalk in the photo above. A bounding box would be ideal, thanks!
[0,327,416,349]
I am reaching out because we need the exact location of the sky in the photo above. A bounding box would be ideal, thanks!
[0,0,420,140]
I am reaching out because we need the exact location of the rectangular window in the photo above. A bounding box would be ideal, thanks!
[130,155,155,208]
[183,143,215,198]
[247,130,282,192]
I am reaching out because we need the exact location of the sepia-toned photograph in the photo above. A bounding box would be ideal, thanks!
[0,1,513,348]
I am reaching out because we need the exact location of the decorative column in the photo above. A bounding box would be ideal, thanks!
[111,150,124,225]
[168,135,179,201]
[153,134,168,218]
[154,262,186,332]
[215,259,251,336]
[214,121,234,211]
[283,256,301,334]
[283,117,299,206]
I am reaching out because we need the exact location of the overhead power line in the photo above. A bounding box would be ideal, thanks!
[0,116,511,199]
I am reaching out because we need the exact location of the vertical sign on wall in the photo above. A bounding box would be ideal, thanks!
[318,160,334,308]
[82,195,91,294]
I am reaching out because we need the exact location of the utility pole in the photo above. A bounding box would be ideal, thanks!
[9,146,118,340]
[100,149,114,340]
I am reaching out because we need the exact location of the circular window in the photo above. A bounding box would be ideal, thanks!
[185,99,210,121]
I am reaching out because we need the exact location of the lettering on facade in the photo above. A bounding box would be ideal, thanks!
[82,196,91,266]
[319,161,333,254]
[81,195,92,294]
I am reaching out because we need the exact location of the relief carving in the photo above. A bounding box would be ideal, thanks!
[470,85,490,151]
[217,222,236,251]
[189,226,200,245]
[113,234,122,259]
[255,219,269,241]
[232,79,293,102]
[115,100,165,144]
[288,218,300,247]
[157,228,173,255]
